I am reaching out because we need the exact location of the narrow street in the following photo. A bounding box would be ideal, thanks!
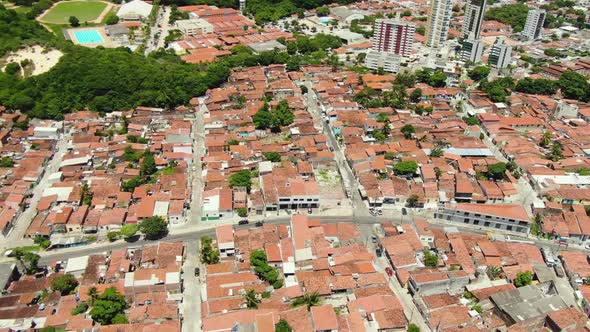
[189,100,206,225]
[303,81,368,216]
[181,239,202,332]
[373,248,431,331]
[0,130,70,250]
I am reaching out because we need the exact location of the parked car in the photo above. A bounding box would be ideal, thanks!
[402,208,407,215]
[376,248,383,257]
[194,267,200,277]
[371,236,378,244]
[255,221,264,227]
[377,209,383,215]
[385,267,393,277]
[238,220,249,225]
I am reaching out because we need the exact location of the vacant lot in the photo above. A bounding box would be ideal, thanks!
[40,0,108,24]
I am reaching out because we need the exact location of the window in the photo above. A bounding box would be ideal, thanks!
[475,214,481,217]
[484,222,490,227]
[507,226,512,231]
[464,212,469,216]
[495,223,501,229]
[464,218,470,223]
[485,215,491,219]
[473,220,480,225]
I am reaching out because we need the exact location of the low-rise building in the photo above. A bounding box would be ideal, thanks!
[175,18,213,36]
[435,203,530,234]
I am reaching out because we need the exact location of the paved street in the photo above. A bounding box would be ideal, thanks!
[303,81,368,216]
[155,7,171,50]
[181,239,202,332]
[145,6,170,55]
[189,102,206,225]
[0,131,70,250]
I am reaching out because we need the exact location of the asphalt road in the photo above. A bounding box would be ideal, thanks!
[303,81,368,216]
[181,239,202,332]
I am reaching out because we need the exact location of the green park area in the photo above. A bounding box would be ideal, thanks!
[41,0,107,24]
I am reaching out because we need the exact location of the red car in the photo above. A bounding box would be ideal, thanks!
[385,267,393,277]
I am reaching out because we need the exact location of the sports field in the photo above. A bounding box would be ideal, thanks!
[41,0,108,24]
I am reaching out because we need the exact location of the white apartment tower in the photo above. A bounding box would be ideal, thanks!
[460,37,483,63]
[239,0,246,12]
[488,38,512,69]
[522,9,546,40]
[425,0,453,48]
[461,0,486,39]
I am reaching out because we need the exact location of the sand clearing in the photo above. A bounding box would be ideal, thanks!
[2,45,63,76]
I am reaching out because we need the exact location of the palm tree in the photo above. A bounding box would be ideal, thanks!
[87,287,98,305]
[293,292,321,311]
[487,266,502,280]
[244,289,260,309]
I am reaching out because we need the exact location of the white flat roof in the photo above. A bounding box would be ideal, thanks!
[42,187,73,201]
[65,255,89,273]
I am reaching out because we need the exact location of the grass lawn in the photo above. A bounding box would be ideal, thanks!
[41,0,108,24]
[5,245,40,256]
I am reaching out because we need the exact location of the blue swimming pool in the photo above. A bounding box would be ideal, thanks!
[74,30,104,44]
[319,17,332,24]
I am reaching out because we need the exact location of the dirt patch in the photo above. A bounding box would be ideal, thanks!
[2,45,63,76]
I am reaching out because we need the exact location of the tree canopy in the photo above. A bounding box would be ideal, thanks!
[515,78,558,95]
[487,162,507,180]
[393,160,418,176]
[0,5,54,57]
[558,70,590,102]
[250,249,283,289]
[400,124,415,139]
[200,235,220,265]
[484,4,530,32]
[467,66,490,82]
[423,250,438,267]
[139,216,168,240]
[263,152,281,162]
[0,47,230,119]
[89,287,129,325]
[275,319,294,332]
[229,170,252,192]
[51,274,79,295]
[14,249,39,275]
[514,271,533,287]
[119,223,139,238]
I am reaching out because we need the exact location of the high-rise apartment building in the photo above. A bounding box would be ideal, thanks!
[522,9,546,40]
[425,0,453,48]
[365,18,415,73]
[488,38,512,68]
[461,0,486,39]
[371,19,415,56]
[460,37,483,63]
